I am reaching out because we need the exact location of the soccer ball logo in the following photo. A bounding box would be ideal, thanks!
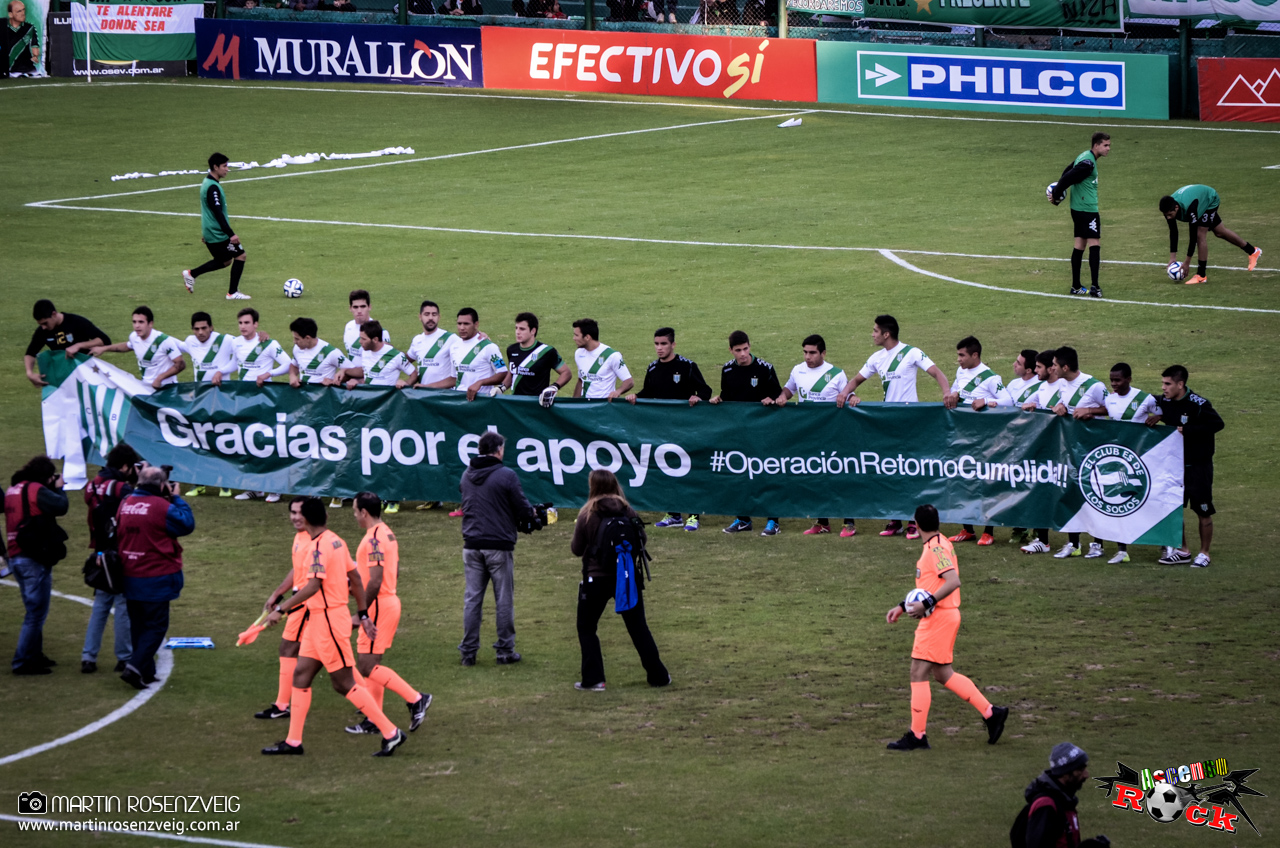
[283,278,304,298]
[1145,781,1186,823]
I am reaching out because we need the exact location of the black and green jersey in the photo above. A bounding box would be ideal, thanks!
[1170,184,1220,221]
[1068,150,1098,213]
[200,176,234,243]
[506,342,564,396]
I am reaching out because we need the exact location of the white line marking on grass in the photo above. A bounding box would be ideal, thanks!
[0,814,291,848]
[25,111,814,207]
[0,579,95,607]
[879,249,1280,314]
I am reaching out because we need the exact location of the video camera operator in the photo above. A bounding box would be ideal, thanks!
[117,465,194,690]
[80,442,141,674]
[458,431,534,667]
[5,455,69,676]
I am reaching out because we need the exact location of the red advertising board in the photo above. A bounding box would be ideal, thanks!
[481,26,815,102]
[1198,57,1280,124]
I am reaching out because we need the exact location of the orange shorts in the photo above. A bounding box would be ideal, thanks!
[299,607,356,673]
[911,607,960,665]
[357,595,401,655]
[281,607,310,643]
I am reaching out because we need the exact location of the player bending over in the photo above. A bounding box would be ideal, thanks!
[1159,185,1261,286]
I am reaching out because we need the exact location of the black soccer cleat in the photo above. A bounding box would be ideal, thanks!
[1088,287,1103,299]
[985,705,1009,745]
[1070,287,1086,296]
[373,729,407,757]
[254,704,290,720]
[887,731,930,751]
[120,668,148,690]
[495,652,522,665]
[344,718,378,735]
[261,740,304,756]
[409,693,433,732]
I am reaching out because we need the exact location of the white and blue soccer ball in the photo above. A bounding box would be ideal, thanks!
[283,278,304,298]
[905,588,934,617]
[1145,781,1186,823]
[1166,261,1185,281]
[1045,182,1058,203]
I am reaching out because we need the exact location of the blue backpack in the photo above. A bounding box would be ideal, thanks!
[594,515,651,613]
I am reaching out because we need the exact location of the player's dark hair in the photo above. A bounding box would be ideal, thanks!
[289,317,318,338]
[1090,132,1110,147]
[11,455,57,488]
[299,497,327,527]
[1020,349,1039,368]
[1054,346,1080,373]
[573,318,599,341]
[1111,362,1132,379]
[420,300,439,313]
[32,299,56,320]
[478,431,506,456]
[289,496,306,508]
[1162,364,1189,384]
[104,442,141,470]
[957,336,981,356]
[133,306,154,323]
[208,152,229,169]
[874,315,899,340]
[191,311,212,327]
[237,307,259,323]
[1158,195,1177,215]
[913,503,940,533]
[360,320,383,340]
[802,334,825,353]
[349,289,370,306]
[1035,350,1056,368]
[354,491,382,517]
[515,312,539,333]
[728,330,749,348]
[457,307,479,323]
[654,327,675,343]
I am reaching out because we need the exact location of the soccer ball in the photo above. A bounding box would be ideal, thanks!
[1045,182,1059,204]
[904,588,934,617]
[283,278,304,298]
[1145,782,1186,823]
[1166,261,1185,281]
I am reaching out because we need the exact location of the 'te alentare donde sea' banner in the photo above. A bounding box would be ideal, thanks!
[71,0,202,62]
[110,383,1185,546]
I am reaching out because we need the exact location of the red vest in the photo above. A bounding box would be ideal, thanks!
[117,493,184,579]
[4,482,43,559]
[84,474,128,550]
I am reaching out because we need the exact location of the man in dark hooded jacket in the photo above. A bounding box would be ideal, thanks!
[1012,742,1109,848]
[458,431,534,667]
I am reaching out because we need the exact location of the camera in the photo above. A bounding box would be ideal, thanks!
[18,790,49,815]
[517,503,557,534]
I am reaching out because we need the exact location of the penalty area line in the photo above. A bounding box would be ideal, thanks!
[0,815,291,848]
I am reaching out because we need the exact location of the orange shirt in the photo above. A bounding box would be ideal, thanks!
[290,530,310,592]
[915,533,960,610]
[356,523,398,600]
[301,528,357,612]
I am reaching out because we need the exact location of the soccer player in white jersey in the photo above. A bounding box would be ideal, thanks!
[343,290,389,366]
[230,307,292,503]
[837,315,950,540]
[90,306,186,390]
[180,311,237,498]
[1019,351,1065,554]
[288,318,346,387]
[1073,362,1161,563]
[403,300,458,390]
[777,334,855,537]
[942,336,1012,546]
[997,349,1043,409]
[342,321,415,390]
[1052,346,1108,559]
[572,318,633,401]
[450,308,507,401]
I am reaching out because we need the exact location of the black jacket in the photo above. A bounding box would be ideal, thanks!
[460,455,533,552]
[637,356,712,401]
[719,356,782,403]
[1153,387,1224,464]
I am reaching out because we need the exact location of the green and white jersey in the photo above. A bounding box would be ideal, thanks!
[406,329,459,386]
[199,176,232,243]
[785,361,847,403]
[450,334,507,392]
[291,338,346,384]
[1068,150,1099,213]
[126,330,184,387]
[952,362,1010,406]
[859,342,936,403]
[1001,375,1042,408]
[1030,378,1065,410]
[1104,386,1160,423]
[1057,372,1107,413]
[230,335,291,382]
[1170,184,1220,222]
[360,344,415,387]
[180,332,237,382]
[343,318,390,366]
[575,343,632,400]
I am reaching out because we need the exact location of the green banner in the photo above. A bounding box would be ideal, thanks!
[72,1,202,62]
[120,384,1185,545]
[789,0,1123,30]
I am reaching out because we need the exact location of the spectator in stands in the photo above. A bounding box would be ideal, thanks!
[606,0,643,20]
[524,0,549,14]
[695,0,735,23]
[330,0,356,9]
[289,0,320,10]
[741,0,771,24]
[439,0,482,12]
[544,0,566,17]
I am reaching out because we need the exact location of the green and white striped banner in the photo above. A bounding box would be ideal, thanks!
[71,0,202,62]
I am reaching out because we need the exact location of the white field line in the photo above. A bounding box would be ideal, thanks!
[0,581,174,767]
[7,78,1280,135]
[0,814,291,848]
[879,249,1280,314]
[0,578,94,607]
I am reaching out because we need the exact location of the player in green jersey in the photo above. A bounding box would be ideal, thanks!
[182,153,250,301]
[1158,185,1262,286]
[1048,133,1110,298]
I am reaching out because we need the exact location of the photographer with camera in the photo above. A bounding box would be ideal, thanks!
[80,443,142,674]
[458,431,534,667]
[5,455,69,676]
[116,465,194,689]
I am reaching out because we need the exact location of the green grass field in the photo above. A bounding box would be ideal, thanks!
[2,79,1278,847]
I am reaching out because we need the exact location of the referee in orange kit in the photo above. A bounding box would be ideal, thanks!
[260,497,407,757]
[253,498,310,721]
[885,504,1008,751]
